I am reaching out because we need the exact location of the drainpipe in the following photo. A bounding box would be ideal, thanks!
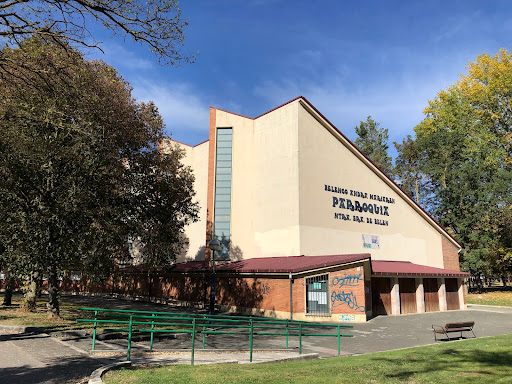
[289,272,293,320]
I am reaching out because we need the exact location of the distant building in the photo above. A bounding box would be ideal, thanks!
[162,96,469,322]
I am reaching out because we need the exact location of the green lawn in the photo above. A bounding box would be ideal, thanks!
[0,294,96,332]
[104,334,512,384]
[466,291,512,307]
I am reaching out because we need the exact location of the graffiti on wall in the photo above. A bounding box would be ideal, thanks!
[262,283,271,295]
[331,291,365,312]
[331,273,365,313]
[338,314,356,322]
[331,272,363,288]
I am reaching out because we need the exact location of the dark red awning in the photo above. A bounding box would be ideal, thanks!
[372,260,470,277]
[216,254,370,274]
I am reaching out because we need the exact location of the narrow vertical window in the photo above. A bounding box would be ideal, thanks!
[214,128,232,260]
[306,274,329,315]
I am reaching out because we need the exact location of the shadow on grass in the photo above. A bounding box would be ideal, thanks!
[372,348,512,381]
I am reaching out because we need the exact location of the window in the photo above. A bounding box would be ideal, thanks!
[306,274,330,315]
[213,128,232,260]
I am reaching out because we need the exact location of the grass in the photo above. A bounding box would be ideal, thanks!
[104,334,512,384]
[466,290,512,307]
[0,294,97,333]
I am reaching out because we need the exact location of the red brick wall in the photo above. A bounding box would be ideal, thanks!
[329,266,366,315]
[442,236,461,271]
[205,107,216,266]
[217,276,290,312]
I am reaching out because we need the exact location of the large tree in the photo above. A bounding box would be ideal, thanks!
[393,135,430,206]
[0,0,192,66]
[0,36,198,315]
[354,116,393,175]
[412,49,512,276]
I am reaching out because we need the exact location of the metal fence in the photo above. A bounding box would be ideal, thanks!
[77,307,353,364]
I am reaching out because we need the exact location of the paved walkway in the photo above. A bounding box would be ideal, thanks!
[1,298,512,383]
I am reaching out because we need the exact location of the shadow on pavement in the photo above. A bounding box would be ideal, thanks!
[0,354,105,384]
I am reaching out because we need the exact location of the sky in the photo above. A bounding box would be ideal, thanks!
[88,0,512,157]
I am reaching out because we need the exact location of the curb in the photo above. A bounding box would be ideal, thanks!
[467,304,512,309]
[0,324,45,333]
[88,352,320,383]
[88,361,132,384]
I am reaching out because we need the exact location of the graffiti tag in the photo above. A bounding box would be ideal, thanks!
[331,290,365,312]
[338,314,356,322]
[262,283,271,295]
[331,272,363,288]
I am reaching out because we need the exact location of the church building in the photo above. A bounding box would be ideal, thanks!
[162,96,469,322]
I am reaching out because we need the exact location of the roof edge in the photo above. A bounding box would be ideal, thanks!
[296,97,462,249]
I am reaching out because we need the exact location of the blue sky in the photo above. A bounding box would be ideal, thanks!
[89,0,512,156]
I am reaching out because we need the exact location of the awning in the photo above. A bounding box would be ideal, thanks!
[371,260,471,277]
[216,254,371,274]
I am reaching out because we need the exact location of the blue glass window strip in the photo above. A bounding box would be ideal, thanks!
[215,201,231,209]
[214,128,232,260]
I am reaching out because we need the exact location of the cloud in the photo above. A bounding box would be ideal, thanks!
[85,41,154,71]
[131,80,210,140]
[252,57,468,154]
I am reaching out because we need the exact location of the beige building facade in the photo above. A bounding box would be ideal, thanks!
[162,96,469,322]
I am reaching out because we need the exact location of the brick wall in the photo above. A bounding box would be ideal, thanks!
[329,266,366,315]
[442,236,461,271]
[217,276,290,312]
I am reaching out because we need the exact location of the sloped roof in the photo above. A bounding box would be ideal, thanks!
[215,254,370,274]
[372,260,470,277]
[208,96,462,249]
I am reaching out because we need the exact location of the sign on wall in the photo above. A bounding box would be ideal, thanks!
[325,184,395,227]
[362,234,379,249]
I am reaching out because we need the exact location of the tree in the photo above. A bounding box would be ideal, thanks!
[393,135,431,207]
[0,36,198,316]
[412,50,512,276]
[0,0,192,66]
[354,116,393,175]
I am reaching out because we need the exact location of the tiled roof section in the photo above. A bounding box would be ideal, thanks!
[216,254,370,274]
[118,261,208,273]
[372,260,471,277]
[171,261,207,273]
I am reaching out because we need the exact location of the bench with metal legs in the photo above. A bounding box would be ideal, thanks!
[432,321,476,341]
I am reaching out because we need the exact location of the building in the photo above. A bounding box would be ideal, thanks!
[162,96,469,322]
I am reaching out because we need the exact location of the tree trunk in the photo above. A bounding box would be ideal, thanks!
[46,266,60,318]
[2,271,14,306]
[21,271,39,312]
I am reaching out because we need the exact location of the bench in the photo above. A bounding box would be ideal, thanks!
[432,321,476,341]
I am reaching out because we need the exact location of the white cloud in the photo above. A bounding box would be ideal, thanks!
[131,80,210,139]
[252,57,469,154]
[84,41,154,71]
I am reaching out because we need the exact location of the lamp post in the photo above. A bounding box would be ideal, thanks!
[208,239,220,315]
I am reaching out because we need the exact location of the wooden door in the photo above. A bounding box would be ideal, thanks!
[371,277,391,316]
[445,278,460,310]
[423,278,440,312]
[399,278,417,314]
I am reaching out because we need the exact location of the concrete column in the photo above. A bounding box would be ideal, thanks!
[391,277,400,315]
[438,278,447,312]
[458,278,466,310]
[416,278,425,313]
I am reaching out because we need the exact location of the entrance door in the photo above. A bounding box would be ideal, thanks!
[399,278,417,314]
[371,277,392,315]
[445,278,460,310]
[423,278,440,312]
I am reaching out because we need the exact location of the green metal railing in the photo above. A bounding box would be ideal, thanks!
[77,307,353,363]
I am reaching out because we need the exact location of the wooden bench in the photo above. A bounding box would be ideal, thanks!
[432,321,476,341]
